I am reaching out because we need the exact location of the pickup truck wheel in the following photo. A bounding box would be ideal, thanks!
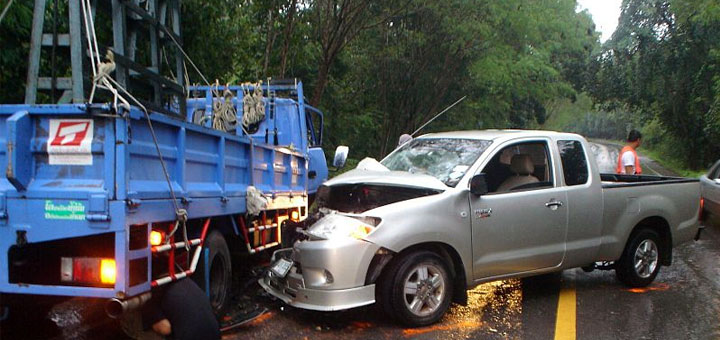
[380,251,453,327]
[193,230,232,317]
[616,229,661,287]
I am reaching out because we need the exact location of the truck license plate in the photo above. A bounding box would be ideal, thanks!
[270,258,293,278]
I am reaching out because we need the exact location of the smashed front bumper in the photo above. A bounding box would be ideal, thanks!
[258,237,380,311]
[259,273,375,311]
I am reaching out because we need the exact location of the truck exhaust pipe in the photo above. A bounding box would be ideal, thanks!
[105,292,152,319]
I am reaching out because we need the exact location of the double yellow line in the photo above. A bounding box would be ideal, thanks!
[554,270,576,340]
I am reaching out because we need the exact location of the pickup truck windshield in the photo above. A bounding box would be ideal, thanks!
[381,138,492,187]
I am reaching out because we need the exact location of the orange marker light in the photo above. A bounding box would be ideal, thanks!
[150,230,164,246]
[100,259,116,284]
[291,210,300,221]
[350,225,374,240]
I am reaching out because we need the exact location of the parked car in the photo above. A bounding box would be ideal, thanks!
[260,130,702,327]
[700,159,720,218]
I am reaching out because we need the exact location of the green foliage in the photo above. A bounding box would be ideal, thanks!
[1,0,601,164]
[0,1,33,103]
[589,0,720,169]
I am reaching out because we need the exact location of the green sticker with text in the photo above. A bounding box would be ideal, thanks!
[45,200,85,220]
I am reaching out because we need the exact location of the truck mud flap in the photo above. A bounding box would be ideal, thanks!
[695,225,705,241]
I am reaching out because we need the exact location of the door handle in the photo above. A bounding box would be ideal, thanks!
[545,200,564,209]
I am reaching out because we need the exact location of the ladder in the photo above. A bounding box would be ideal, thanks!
[25,0,85,104]
[24,0,186,115]
[238,212,282,254]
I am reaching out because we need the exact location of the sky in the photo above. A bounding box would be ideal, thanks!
[577,0,623,42]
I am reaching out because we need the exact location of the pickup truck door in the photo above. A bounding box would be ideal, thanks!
[469,139,568,279]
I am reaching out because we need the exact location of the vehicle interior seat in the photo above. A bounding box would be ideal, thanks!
[497,154,540,192]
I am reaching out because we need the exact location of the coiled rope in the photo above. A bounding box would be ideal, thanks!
[241,82,266,129]
[212,83,238,133]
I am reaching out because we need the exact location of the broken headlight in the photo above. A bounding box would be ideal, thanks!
[306,214,381,240]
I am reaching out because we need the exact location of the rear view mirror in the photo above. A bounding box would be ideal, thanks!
[333,146,349,168]
[470,173,489,196]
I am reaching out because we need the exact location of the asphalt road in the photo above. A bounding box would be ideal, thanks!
[2,143,718,340]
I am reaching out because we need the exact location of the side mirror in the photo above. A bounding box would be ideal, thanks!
[333,146,349,168]
[470,173,489,196]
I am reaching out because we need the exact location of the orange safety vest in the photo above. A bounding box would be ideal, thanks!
[616,146,642,174]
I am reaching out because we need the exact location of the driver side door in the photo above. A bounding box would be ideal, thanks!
[470,139,568,280]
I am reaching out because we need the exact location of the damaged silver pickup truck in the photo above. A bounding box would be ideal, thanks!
[259,130,701,326]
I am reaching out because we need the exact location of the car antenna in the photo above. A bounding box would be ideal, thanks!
[411,96,467,137]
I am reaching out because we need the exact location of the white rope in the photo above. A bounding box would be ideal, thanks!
[105,75,190,250]
[81,0,101,68]
[79,1,191,249]
[79,0,97,77]
[159,24,211,87]
[0,0,15,26]
[242,82,266,128]
[212,86,237,132]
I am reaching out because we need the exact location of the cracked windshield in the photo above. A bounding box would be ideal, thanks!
[381,139,493,187]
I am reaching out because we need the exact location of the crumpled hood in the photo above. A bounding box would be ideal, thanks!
[325,168,448,191]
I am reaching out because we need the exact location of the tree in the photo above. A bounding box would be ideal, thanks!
[590,0,720,168]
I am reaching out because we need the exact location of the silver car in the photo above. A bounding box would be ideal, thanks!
[700,159,720,218]
[260,130,700,327]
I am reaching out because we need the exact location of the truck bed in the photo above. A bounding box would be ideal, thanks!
[598,173,700,263]
[0,102,309,298]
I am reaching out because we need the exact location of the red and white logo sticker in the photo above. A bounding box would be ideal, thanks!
[47,119,94,165]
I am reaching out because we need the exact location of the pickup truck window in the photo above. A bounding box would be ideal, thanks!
[481,141,554,193]
[557,140,589,186]
[381,138,492,187]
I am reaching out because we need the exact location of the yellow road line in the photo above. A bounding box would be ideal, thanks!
[554,270,576,340]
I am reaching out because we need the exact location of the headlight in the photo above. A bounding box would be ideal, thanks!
[307,214,380,240]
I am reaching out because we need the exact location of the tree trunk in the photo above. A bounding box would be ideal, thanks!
[310,60,330,106]
[262,9,277,76]
[279,0,298,78]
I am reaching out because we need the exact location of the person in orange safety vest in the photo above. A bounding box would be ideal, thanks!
[616,129,643,175]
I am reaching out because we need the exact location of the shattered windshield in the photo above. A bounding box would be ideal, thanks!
[381,138,492,187]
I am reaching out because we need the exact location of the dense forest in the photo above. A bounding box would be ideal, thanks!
[0,0,718,171]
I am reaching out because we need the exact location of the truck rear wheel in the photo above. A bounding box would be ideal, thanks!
[194,230,231,317]
[378,251,453,327]
[616,228,662,287]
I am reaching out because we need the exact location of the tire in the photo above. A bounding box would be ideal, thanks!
[378,251,453,327]
[193,230,232,317]
[616,228,662,287]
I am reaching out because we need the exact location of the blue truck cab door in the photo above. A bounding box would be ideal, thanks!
[305,106,327,195]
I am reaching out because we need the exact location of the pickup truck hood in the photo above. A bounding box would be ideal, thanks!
[317,160,447,214]
[326,158,448,191]
[326,169,448,191]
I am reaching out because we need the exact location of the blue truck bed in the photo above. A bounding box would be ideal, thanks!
[0,83,326,302]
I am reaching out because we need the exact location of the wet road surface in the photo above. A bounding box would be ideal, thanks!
[2,142,718,340]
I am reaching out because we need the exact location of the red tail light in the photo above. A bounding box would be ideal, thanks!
[699,198,705,221]
[61,257,116,286]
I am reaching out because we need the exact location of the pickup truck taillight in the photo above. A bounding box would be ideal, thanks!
[699,198,705,221]
[61,257,116,285]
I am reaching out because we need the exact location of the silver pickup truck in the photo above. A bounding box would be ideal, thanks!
[259,130,701,326]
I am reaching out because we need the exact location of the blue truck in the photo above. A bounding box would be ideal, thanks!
[0,82,333,320]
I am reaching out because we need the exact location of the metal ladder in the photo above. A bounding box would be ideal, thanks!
[25,0,85,104]
[238,212,281,254]
[24,0,186,115]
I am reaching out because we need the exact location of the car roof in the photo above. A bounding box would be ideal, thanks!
[416,129,584,143]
